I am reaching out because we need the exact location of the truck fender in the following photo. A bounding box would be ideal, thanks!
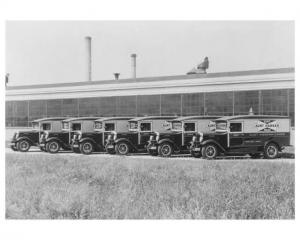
[79,137,98,146]
[158,138,180,151]
[200,139,226,152]
[16,137,35,145]
[45,137,64,145]
[114,138,138,151]
[264,139,280,149]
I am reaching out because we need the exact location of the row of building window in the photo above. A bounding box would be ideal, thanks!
[5,89,295,127]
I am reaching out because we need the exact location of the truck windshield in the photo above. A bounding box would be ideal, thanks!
[216,121,227,131]
[94,122,103,130]
[129,121,138,130]
[172,121,182,131]
[62,122,69,130]
[32,122,39,130]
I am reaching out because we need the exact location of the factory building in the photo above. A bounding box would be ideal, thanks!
[5,67,295,129]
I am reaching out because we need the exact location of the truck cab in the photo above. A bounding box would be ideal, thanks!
[71,117,132,154]
[40,117,99,153]
[106,116,176,155]
[10,117,66,152]
[191,115,291,159]
[148,116,219,157]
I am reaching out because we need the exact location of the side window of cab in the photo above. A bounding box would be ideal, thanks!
[229,122,243,132]
[140,122,152,132]
[184,122,196,132]
[42,123,51,131]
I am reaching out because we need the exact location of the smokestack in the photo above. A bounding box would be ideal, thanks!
[85,36,92,82]
[131,53,137,78]
[114,73,120,80]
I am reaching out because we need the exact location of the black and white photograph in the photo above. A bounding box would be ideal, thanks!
[4,20,295,220]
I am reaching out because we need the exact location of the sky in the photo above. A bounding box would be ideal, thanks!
[6,21,294,86]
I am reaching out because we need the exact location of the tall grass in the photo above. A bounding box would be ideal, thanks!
[6,153,294,219]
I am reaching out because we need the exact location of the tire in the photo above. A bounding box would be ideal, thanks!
[201,144,218,160]
[17,140,31,152]
[10,144,18,151]
[191,150,201,158]
[80,141,94,155]
[264,143,279,159]
[46,141,60,154]
[115,142,130,155]
[158,142,173,157]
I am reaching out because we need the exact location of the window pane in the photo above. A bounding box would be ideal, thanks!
[116,96,137,116]
[289,89,295,126]
[14,101,29,127]
[47,100,62,117]
[137,95,160,116]
[161,94,181,116]
[42,123,51,130]
[105,123,115,131]
[98,97,117,117]
[6,101,14,127]
[72,123,81,131]
[230,122,242,132]
[234,91,259,115]
[78,98,101,117]
[182,93,203,116]
[29,100,47,122]
[140,122,151,131]
[205,92,233,116]
[184,122,195,131]
[261,90,288,116]
[62,99,78,117]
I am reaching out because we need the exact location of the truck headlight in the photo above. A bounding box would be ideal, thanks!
[15,132,19,139]
[155,132,160,141]
[112,132,117,140]
[149,135,154,141]
[192,135,197,142]
[199,133,203,142]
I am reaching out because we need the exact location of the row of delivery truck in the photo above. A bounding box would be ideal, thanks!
[9,114,291,159]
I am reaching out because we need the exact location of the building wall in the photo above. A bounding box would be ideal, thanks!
[5,89,295,127]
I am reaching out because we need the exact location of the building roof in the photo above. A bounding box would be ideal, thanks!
[171,115,221,122]
[216,115,290,121]
[32,117,67,122]
[129,116,178,122]
[62,117,101,122]
[6,67,294,90]
[95,116,134,122]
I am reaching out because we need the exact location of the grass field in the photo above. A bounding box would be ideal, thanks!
[6,153,294,219]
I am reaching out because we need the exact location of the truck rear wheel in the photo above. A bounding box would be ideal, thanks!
[115,142,130,155]
[264,143,279,159]
[201,144,218,160]
[158,143,173,157]
[46,140,60,154]
[17,140,31,152]
[80,141,94,155]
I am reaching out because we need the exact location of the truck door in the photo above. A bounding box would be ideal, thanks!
[228,121,244,149]
[139,122,152,145]
[182,122,196,147]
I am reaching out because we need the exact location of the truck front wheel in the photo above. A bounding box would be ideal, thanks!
[264,143,279,159]
[201,144,219,160]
